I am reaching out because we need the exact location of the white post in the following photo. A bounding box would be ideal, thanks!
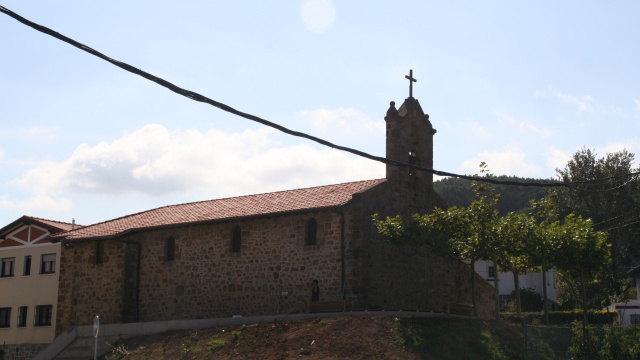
[93,315,100,360]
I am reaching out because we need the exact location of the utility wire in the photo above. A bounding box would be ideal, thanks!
[2,5,639,192]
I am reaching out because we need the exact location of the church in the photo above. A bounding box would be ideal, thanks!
[50,88,496,335]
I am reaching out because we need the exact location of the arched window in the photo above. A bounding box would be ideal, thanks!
[306,218,317,246]
[166,236,175,261]
[232,226,242,253]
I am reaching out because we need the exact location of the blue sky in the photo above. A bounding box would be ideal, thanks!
[1,1,638,226]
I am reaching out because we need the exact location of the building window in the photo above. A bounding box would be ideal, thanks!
[306,218,317,246]
[34,305,52,326]
[1,258,15,277]
[23,256,31,276]
[95,242,104,265]
[0,308,10,328]
[488,266,495,279]
[166,236,175,261]
[18,307,27,327]
[40,254,56,274]
[231,226,241,253]
[631,314,640,326]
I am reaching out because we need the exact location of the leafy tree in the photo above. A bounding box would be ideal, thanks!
[529,195,562,323]
[553,214,610,323]
[553,148,640,308]
[495,212,538,318]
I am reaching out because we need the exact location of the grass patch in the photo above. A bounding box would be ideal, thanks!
[206,336,228,353]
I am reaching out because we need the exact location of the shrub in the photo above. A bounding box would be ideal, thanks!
[509,288,544,312]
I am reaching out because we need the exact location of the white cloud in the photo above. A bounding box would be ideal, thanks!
[502,114,553,138]
[635,100,640,111]
[467,121,493,140]
[545,146,573,171]
[15,124,384,198]
[535,87,593,112]
[603,141,639,157]
[301,0,336,33]
[459,148,541,176]
[0,126,60,140]
[299,108,384,135]
[0,195,72,212]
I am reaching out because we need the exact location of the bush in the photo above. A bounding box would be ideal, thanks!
[509,288,544,312]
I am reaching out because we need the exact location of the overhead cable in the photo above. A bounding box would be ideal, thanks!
[2,5,639,192]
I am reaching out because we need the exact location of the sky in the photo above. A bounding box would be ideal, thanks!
[0,1,639,227]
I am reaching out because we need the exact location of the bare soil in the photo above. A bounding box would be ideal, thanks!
[102,315,525,360]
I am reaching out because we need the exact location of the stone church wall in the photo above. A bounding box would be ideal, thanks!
[57,211,346,334]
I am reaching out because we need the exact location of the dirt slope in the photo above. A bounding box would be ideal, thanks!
[102,316,524,360]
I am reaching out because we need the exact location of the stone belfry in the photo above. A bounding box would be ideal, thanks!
[385,70,437,194]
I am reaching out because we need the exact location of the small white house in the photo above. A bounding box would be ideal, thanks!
[474,259,557,310]
[610,265,640,326]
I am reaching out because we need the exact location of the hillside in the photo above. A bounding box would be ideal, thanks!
[434,176,552,215]
[101,316,525,360]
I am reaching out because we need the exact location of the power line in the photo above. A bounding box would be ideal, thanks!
[2,5,639,192]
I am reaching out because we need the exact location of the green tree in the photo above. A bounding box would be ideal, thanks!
[554,214,610,323]
[554,148,640,308]
[529,195,562,324]
[495,212,538,318]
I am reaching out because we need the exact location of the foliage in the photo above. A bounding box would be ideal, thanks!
[566,321,601,360]
[567,322,640,360]
[206,336,228,353]
[396,317,525,360]
[552,147,640,309]
[502,310,618,325]
[507,288,544,312]
[232,330,243,342]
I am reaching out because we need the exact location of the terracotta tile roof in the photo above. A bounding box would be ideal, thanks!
[51,179,385,242]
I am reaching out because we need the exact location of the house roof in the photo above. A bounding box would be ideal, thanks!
[0,215,79,239]
[50,179,386,242]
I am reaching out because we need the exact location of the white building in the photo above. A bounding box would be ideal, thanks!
[611,265,640,326]
[475,259,557,310]
[0,216,76,358]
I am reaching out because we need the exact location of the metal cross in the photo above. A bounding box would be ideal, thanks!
[405,69,417,98]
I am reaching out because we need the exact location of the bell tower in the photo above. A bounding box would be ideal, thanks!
[385,70,437,193]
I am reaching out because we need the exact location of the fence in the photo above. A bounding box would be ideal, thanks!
[524,323,640,360]
[524,324,574,360]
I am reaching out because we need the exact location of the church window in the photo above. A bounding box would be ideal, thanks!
[1,257,15,277]
[166,236,175,261]
[95,242,104,264]
[306,218,317,246]
[40,254,56,274]
[231,226,241,253]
